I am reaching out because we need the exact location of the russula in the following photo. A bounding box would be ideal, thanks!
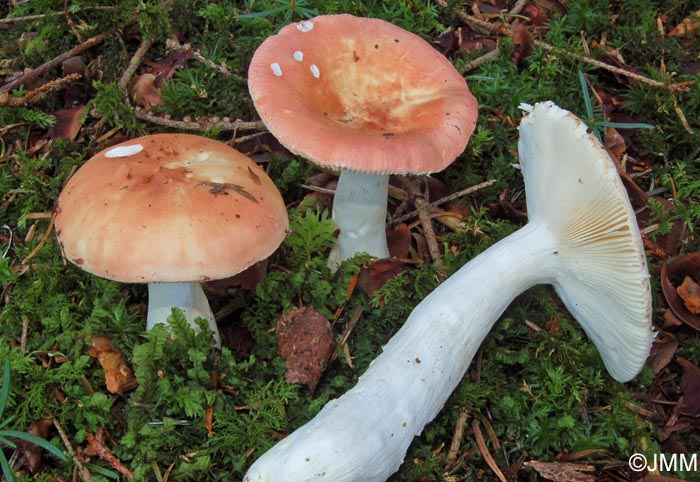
[243,102,654,482]
[248,14,478,269]
[55,134,289,343]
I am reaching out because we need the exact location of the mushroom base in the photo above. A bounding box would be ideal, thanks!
[146,282,221,345]
[328,170,390,270]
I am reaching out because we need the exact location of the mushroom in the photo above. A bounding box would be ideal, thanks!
[55,134,289,343]
[247,14,478,269]
[242,102,655,482]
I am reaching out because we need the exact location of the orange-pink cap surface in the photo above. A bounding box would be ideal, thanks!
[55,134,289,282]
[249,14,478,174]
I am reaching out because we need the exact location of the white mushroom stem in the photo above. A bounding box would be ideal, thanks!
[245,221,559,482]
[243,102,654,482]
[327,171,390,270]
[146,282,221,345]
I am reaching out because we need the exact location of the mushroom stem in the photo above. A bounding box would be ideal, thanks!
[244,220,559,482]
[146,282,221,345]
[328,170,390,270]
[243,102,654,482]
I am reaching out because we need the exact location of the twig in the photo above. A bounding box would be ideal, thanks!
[118,37,156,102]
[166,39,247,83]
[397,176,443,265]
[134,109,266,132]
[20,211,57,265]
[436,0,690,92]
[509,0,529,15]
[462,48,501,73]
[472,420,508,482]
[0,73,82,106]
[53,418,92,481]
[0,34,105,94]
[0,7,116,24]
[389,179,497,225]
[445,408,470,467]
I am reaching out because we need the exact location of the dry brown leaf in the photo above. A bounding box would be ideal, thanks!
[386,223,412,259]
[668,11,700,37]
[16,418,54,474]
[81,427,134,480]
[276,306,334,392]
[647,336,679,374]
[677,357,700,416]
[676,275,700,314]
[47,105,86,141]
[660,254,700,330]
[130,73,164,110]
[604,126,627,162]
[357,258,407,297]
[88,336,137,394]
[525,460,596,482]
[511,20,534,66]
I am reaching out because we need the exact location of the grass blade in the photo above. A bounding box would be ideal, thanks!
[1,430,68,461]
[0,358,10,421]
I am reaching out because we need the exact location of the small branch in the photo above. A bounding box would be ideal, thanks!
[53,418,93,481]
[0,34,105,94]
[462,48,501,73]
[0,73,82,106]
[445,408,470,467]
[134,109,266,132]
[118,37,156,102]
[389,179,497,226]
[20,211,57,266]
[436,0,690,92]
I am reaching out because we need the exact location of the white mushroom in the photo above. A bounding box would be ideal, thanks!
[242,101,655,482]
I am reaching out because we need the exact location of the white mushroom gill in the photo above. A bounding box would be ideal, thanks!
[242,102,654,482]
[105,144,144,158]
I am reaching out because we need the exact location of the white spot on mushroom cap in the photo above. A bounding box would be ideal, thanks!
[297,20,314,32]
[105,144,144,158]
[271,63,282,77]
[293,50,304,62]
[310,64,320,78]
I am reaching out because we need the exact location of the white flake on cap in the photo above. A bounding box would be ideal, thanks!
[297,20,314,32]
[293,51,304,62]
[310,64,320,78]
[270,63,283,77]
[105,144,144,158]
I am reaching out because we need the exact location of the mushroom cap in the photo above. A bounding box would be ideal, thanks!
[55,134,289,283]
[248,14,478,174]
[519,101,654,382]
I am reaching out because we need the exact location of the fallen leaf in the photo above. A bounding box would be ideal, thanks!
[130,73,164,110]
[676,276,700,313]
[525,460,596,482]
[660,254,700,330]
[668,10,700,37]
[647,336,679,374]
[47,105,86,141]
[386,223,412,259]
[81,427,134,480]
[88,336,137,394]
[677,357,700,416]
[511,20,534,66]
[276,306,334,392]
[357,258,407,296]
[16,418,54,473]
[604,126,627,162]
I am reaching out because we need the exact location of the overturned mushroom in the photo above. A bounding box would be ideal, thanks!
[248,14,478,269]
[243,102,654,482]
[55,134,289,343]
